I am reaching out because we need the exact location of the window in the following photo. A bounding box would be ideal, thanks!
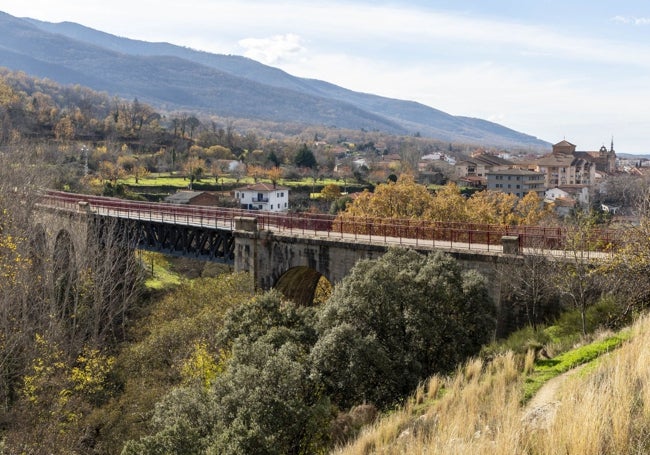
[271,204,273,209]
[281,192,285,197]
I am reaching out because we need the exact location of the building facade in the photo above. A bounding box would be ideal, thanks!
[455,153,513,186]
[486,169,546,198]
[533,140,598,188]
[164,191,219,206]
[235,183,289,212]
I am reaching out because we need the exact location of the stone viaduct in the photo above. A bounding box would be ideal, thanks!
[35,202,524,307]
[233,217,522,308]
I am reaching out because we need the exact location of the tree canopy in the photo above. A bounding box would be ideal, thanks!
[311,248,496,408]
[293,144,317,169]
[338,176,552,225]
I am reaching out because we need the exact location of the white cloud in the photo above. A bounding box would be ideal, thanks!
[612,15,650,25]
[238,34,306,65]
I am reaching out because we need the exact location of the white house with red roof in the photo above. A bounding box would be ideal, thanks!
[234,183,289,212]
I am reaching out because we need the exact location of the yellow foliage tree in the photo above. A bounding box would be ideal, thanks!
[183,156,206,187]
[320,183,342,201]
[426,183,468,222]
[265,166,283,186]
[515,191,553,226]
[466,190,519,225]
[342,174,434,219]
[246,164,266,183]
[98,160,126,184]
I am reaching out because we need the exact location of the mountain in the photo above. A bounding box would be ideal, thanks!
[0,11,549,149]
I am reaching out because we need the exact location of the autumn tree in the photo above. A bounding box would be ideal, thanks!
[265,166,283,186]
[246,164,266,183]
[466,190,518,225]
[341,174,433,219]
[98,160,126,185]
[183,156,206,189]
[205,145,234,160]
[54,115,76,141]
[320,183,342,201]
[515,191,553,225]
[427,182,469,222]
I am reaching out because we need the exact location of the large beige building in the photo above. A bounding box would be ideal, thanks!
[533,140,616,188]
[486,169,546,198]
[455,153,512,187]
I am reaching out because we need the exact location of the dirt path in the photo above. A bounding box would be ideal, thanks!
[521,364,586,430]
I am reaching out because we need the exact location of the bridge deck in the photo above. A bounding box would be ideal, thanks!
[41,190,615,260]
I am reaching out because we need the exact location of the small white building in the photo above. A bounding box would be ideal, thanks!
[545,185,590,207]
[235,183,289,212]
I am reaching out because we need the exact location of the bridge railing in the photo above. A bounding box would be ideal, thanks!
[41,190,620,256]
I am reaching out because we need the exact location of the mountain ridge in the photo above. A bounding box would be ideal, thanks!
[0,11,550,149]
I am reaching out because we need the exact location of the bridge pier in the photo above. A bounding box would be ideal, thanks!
[233,217,518,308]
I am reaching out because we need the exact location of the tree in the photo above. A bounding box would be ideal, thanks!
[515,191,553,226]
[265,166,283,186]
[499,242,559,332]
[132,164,150,184]
[267,150,281,167]
[599,186,650,326]
[427,182,468,222]
[311,248,495,409]
[183,156,206,189]
[124,291,330,455]
[246,164,266,183]
[340,174,433,219]
[294,144,317,169]
[555,211,606,335]
[466,190,518,225]
[98,160,126,185]
[320,183,342,202]
[186,116,200,140]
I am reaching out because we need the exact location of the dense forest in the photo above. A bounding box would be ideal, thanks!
[2,69,650,454]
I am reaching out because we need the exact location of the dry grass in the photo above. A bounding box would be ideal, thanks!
[334,315,650,455]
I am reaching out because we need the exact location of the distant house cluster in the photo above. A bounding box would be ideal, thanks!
[454,139,618,211]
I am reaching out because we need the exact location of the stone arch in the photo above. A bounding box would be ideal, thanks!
[52,229,77,323]
[30,224,48,272]
[29,224,49,302]
[274,266,333,306]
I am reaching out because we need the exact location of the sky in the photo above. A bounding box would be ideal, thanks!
[1,1,649,154]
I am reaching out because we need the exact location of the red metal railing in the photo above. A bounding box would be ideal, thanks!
[41,190,619,255]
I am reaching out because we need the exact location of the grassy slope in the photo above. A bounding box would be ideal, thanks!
[335,318,647,454]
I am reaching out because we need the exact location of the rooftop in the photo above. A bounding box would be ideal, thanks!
[236,182,290,192]
[164,191,208,204]
[487,168,544,176]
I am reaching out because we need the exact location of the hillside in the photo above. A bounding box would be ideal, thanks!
[336,318,646,454]
[0,11,550,150]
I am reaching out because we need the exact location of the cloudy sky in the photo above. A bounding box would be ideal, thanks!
[1,1,649,153]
